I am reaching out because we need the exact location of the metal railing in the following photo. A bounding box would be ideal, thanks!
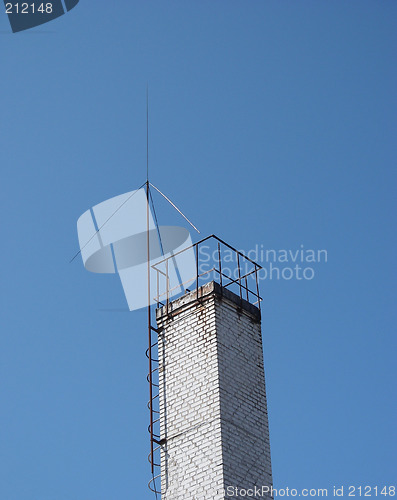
[152,234,263,313]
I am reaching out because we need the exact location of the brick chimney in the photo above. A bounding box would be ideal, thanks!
[156,281,272,499]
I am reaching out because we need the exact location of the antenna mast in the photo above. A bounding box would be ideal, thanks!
[145,85,155,477]
[146,84,149,184]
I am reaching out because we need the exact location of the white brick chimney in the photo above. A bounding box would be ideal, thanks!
[156,281,272,499]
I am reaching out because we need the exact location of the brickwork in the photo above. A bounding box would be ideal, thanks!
[156,282,272,499]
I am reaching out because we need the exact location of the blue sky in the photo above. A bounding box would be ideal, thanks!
[0,1,396,499]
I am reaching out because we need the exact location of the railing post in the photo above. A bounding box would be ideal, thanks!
[255,265,261,311]
[218,242,222,288]
[237,253,242,299]
[196,243,199,300]
[156,268,159,308]
[166,259,169,315]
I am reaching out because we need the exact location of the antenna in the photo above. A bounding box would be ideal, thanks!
[73,91,201,497]
[145,86,155,479]
[146,83,149,184]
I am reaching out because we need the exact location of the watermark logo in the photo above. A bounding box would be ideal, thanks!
[76,188,196,312]
[4,0,79,33]
[199,244,328,282]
